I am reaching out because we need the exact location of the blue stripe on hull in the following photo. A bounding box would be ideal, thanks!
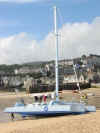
[8,111,85,117]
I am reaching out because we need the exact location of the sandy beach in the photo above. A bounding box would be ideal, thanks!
[0,111,100,133]
[0,88,100,133]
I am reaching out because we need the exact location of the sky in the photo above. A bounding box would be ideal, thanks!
[0,0,100,64]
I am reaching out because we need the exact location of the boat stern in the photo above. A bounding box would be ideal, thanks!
[85,105,96,112]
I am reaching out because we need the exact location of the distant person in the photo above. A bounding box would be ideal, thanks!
[11,113,14,121]
[43,95,47,103]
[81,93,88,104]
[39,96,43,102]
[34,96,38,102]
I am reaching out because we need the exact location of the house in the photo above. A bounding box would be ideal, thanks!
[14,67,42,74]
[81,54,100,67]
[63,74,86,84]
[59,59,73,66]
[63,66,74,75]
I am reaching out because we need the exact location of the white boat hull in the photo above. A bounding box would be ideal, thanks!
[4,101,96,117]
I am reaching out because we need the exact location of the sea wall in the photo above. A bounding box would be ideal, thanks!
[29,82,91,93]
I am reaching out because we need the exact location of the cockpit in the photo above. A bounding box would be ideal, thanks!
[49,100,66,105]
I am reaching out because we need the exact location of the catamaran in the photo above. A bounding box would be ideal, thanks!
[4,6,96,119]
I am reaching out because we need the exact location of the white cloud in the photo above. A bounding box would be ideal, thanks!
[0,0,45,3]
[59,17,100,59]
[0,17,100,64]
[0,33,40,64]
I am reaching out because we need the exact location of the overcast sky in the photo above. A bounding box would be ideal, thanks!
[0,0,100,64]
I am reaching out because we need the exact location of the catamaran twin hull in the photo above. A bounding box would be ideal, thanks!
[4,101,96,117]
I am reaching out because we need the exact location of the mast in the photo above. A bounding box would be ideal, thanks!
[73,61,82,101]
[54,6,59,100]
[73,62,81,92]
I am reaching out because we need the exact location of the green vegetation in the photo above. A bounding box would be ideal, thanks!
[0,61,48,74]
[0,64,21,73]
